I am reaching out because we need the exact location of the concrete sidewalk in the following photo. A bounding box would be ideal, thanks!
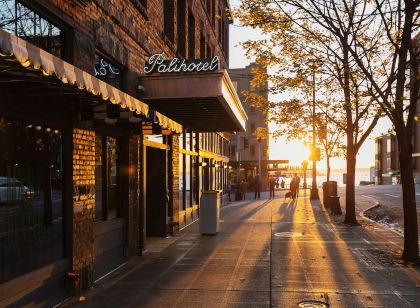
[75,190,420,307]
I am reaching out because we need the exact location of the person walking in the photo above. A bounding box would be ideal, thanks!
[295,174,301,198]
[240,179,248,200]
[254,174,261,200]
[290,175,297,200]
[268,175,276,199]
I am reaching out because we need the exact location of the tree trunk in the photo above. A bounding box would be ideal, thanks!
[43,161,53,226]
[344,148,357,224]
[326,155,331,182]
[398,138,419,261]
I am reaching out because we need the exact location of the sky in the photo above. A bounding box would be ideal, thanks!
[228,0,392,170]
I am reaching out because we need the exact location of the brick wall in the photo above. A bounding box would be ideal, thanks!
[72,128,95,289]
[37,0,229,83]
[169,134,180,235]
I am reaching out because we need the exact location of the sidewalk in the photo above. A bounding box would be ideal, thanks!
[74,190,420,307]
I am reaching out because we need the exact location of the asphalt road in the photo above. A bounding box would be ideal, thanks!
[344,184,420,208]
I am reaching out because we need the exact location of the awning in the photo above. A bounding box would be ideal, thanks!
[139,70,247,132]
[0,29,182,133]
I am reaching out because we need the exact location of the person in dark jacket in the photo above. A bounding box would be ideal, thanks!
[254,174,261,199]
[268,175,276,199]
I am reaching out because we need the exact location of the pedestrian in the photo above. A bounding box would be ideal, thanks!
[254,174,261,199]
[268,175,276,199]
[240,179,248,200]
[275,177,279,189]
[281,179,285,188]
[295,174,301,197]
[290,175,297,200]
[228,179,232,202]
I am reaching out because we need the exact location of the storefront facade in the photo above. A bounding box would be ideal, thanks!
[0,0,245,307]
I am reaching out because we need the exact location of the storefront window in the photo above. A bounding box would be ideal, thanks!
[192,156,198,204]
[0,1,64,57]
[0,116,63,283]
[178,153,184,210]
[95,135,121,221]
[185,155,191,208]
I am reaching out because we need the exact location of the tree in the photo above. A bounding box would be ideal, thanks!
[237,0,381,226]
[237,0,419,261]
[316,112,346,182]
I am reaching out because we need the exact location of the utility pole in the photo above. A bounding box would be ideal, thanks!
[310,64,319,200]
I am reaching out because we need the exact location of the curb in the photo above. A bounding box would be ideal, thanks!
[359,200,404,238]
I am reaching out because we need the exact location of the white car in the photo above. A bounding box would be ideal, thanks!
[0,176,32,204]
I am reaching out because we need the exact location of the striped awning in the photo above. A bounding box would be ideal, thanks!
[0,29,182,133]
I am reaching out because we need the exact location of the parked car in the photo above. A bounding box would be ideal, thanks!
[0,176,32,204]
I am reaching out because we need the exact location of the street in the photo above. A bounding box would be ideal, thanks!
[76,190,420,308]
[348,185,420,208]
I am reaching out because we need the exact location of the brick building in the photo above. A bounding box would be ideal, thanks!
[0,0,246,306]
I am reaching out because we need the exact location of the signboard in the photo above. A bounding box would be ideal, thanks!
[144,53,219,74]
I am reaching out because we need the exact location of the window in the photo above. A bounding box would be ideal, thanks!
[206,44,212,58]
[0,0,64,58]
[163,0,174,42]
[206,0,211,14]
[211,0,216,26]
[177,0,186,57]
[251,144,256,157]
[185,154,192,207]
[200,32,206,58]
[179,152,185,210]
[0,116,64,283]
[218,9,222,42]
[95,135,121,221]
[187,10,195,59]
[250,123,256,134]
[131,0,147,18]
[230,145,237,156]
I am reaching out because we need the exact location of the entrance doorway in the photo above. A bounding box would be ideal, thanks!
[145,147,168,237]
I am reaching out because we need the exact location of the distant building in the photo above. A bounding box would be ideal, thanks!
[375,33,420,185]
[228,63,270,185]
[374,132,399,184]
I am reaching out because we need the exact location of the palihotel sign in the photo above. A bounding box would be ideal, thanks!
[144,53,219,74]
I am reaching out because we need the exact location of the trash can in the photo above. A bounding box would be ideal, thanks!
[322,182,330,208]
[199,190,221,235]
[330,196,342,215]
[323,181,338,208]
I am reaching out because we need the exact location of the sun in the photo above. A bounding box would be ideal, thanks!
[269,137,310,166]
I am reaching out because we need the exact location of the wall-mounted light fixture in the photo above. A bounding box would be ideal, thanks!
[199,162,208,167]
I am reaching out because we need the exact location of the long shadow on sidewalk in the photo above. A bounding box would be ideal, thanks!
[76,194,277,307]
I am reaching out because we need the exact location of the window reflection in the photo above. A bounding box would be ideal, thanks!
[95,135,120,221]
[0,0,63,57]
[0,116,63,283]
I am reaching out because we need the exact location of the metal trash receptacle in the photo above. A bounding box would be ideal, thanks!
[199,190,221,235]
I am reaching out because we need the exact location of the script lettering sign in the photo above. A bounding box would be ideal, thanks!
[144,53,220,74]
